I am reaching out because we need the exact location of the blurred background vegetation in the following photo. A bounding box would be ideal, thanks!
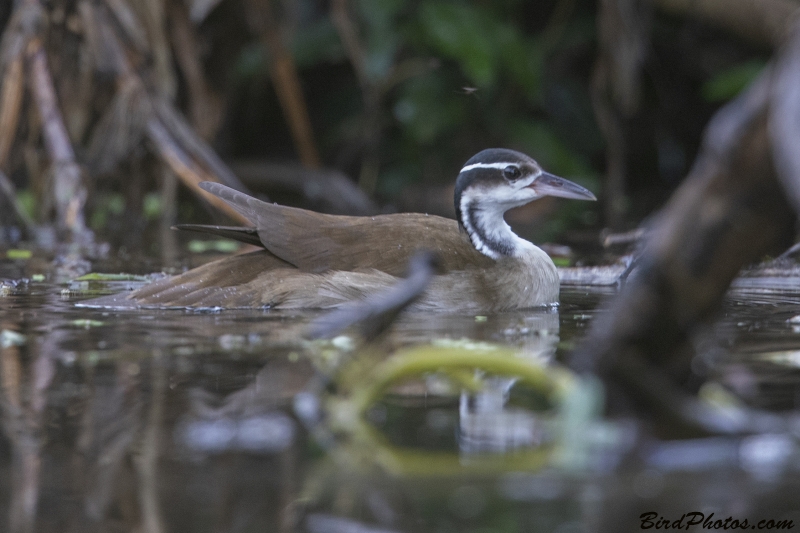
[0,0,775,258]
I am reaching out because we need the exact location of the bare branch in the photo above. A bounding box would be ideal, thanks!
[0,56,24,169]
[146,118,251,225]
[27,37,90,242]
[648,0,798,47]
[168,1,223,140]
[246,0,321,168]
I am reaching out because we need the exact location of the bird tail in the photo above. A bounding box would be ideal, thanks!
[172,224,263,247]
[198,182,272,224]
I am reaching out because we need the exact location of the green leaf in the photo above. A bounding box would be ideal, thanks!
[6,249,32,260]
[702,60,766,103]
[107,193,126,215]
[70,319,105,329]
[358,0,404,81]
[419,2,497,87]
[291,19,345,69]
[235,44,266,79]
[143,192,161,220]
[16,190,36,220]
[393,73,466,144]
[188,239,241,254]
[499,36,544,103]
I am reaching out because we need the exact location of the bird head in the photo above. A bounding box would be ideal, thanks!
[454,148,596,223]
[453,148,596,259]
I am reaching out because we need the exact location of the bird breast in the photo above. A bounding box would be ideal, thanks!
[413,246,559,312]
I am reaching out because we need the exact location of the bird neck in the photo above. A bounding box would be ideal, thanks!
[457,196,531,260]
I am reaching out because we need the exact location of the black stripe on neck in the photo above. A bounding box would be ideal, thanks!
[466,203,514,258]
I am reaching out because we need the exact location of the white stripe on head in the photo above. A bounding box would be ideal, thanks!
[459,162,516,173]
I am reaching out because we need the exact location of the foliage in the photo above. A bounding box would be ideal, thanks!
[236,0,603,239]
[702,60,767,102]
[0,0,776,248]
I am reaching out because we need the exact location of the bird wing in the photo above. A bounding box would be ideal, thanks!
[199,182,494,276]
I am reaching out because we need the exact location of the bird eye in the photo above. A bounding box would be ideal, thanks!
[503,165,521,180]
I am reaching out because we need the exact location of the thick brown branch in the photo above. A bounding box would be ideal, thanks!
[572,65,798,432]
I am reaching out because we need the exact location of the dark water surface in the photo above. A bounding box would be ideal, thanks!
[1,254,800,533]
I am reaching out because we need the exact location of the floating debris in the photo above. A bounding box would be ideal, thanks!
[70,319,105,329]
[0,329,26,348]
[187,239,241,254]
[68,272,157,296]
[6,249,32,260]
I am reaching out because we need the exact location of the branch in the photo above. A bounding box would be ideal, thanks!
[571,26,800,433]
[168,0,223,140]
[85,1,251,225]
[0,55,24,169]
[146,118,250,225]
[245,0,321,168]
[648,0,798,47]
[26,35,90,242]
[0,170,36,236]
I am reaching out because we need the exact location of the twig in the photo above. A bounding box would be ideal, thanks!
[0,55,24,169]
[141,0,176,98]
[88,1,250,224]
[146,118,251,225]
[329,0,382,193]
[648,0,797,48]
[101,0,150,54]
[229,160,379,215]
[330,0,368,90]
[168,0,223,140]
[159,166,178,265]
[246,0,321,168]
[591,0,649,229]
[0,170,36,236]
[26,36,90,242]
[152,97,247,191]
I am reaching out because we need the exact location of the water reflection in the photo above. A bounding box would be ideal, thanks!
[1,274,800,531]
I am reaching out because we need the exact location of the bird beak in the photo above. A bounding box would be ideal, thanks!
[530,172,597,201]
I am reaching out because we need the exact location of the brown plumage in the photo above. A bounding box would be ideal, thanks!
[121,149,596,312]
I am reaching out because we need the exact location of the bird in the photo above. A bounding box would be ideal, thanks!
[307,250,443,341]
[125,148,596,312]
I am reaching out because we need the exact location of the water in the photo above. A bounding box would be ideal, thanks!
[1,254,800,532]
